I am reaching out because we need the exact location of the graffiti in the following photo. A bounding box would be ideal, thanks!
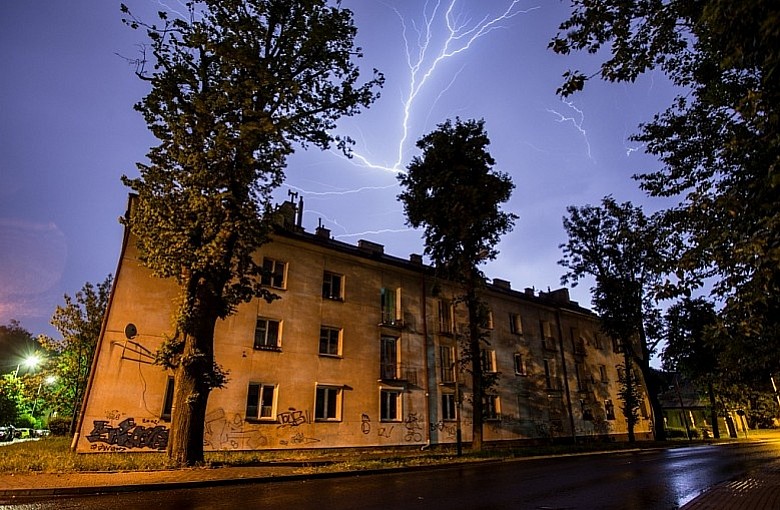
[277,408,310,428]
[361,414,371,435]
[90,444,127,452]
[430,421,457,438]
[404,413,424,442]
[378,426,394,438]
[204,408,268,450]
[104,409,123,421]
[279,432,321,446]
[86,418,169,450]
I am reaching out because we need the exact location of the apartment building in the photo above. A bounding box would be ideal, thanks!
[73,199,653,453]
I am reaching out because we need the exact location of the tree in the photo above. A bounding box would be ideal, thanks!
[0,321,39,375]
[662,297,721,438]
[559,197,668,441]
[398,118,516,451]
[39,276,112,435]
[120,1,382,465]
[550,1,780,385]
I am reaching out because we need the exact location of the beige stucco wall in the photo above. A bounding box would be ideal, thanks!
[75,224,651,453]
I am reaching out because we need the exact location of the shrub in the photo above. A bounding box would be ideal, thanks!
[48,416,72,436]
[665,427,700,439]
[15,414,36,429]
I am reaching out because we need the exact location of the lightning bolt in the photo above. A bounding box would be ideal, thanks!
[334,0,540,175]
[546,99,593,161]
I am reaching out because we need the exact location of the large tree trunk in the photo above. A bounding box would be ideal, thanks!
[624,347,636,443]
[466,285,484,452]
[637,326,667,441]
[707,380,720,439]
[167,283,219,466]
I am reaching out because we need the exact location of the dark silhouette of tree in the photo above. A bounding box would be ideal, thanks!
[560,197,668,441]
[119,1,382,465]
[661,297,721,438]
[398,118,516,451]
[551,1,780,384]
[0,321,39,374]
[39,276,112,435]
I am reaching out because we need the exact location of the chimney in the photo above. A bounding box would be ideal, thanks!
[358,239,384,256]
[492,278,511,290]
[315,218,331,239]
[410,253,423,265]
[524,287,535,297]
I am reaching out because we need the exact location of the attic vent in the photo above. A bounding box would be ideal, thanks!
[358,239,384,255]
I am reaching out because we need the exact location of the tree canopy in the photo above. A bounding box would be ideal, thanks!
[551,0,780,383]
[120,0,382,465]
[398,117,516,451]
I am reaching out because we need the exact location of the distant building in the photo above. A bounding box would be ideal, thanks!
[73,197,653,453]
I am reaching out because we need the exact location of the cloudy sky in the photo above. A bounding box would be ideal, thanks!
[0,0,676,340]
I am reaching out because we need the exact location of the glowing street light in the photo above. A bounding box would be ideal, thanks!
[13,353,41,377]
[32,374,58,418]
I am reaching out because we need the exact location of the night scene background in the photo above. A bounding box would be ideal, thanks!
[0,0,676,346]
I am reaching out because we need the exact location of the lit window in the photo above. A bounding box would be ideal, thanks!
[246,383,276,420]
[319,326,341,357]
[380,389,402,421]
[513,353,527,376]
[442,394,456,421]
[315,386,342,421]
[322,271,344,300]
[254,318,281,350]
[261,258,286,289]
[380,287,401,326]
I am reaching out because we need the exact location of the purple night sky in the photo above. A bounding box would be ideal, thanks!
[0,1,676,348]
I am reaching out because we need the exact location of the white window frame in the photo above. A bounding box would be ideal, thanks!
[261,258,287,289]
[322,271,344,300]
[246,382,277,421]
[254,318,282,350]
[319,326,342,357]
[314,385,343,421]
[510,313,523,335]
[442,393,456,421]
[380,388,403,422]
[481,349,497,373]
[380,335,400,380]
[439,345,455,383]
[513,353,527,376]
[484,395,500,420]
[438,299,453,334]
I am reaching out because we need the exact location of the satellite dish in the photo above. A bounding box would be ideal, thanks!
[124,323,138,339]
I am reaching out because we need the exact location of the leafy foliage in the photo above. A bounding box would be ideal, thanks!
[39,276,112,433]
[551,0,780,384]
[398,118,516,450]
[0,321,40,374]
[559,197,669,440]
[120,0,382,466]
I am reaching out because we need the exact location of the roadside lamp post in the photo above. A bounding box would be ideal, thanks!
[32,375,58,417]
[13,354,41,377]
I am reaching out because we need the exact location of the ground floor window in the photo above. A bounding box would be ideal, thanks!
[246,383,276,420]
[380,389,402,421]
[484,395,500,420]
[442,393,456,421]
[315,385,342,421]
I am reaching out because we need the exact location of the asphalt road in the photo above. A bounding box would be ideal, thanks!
[9,439,780,510]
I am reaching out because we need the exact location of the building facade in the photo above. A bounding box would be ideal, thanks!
[73,200,653,453]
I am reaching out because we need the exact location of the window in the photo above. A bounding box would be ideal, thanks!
[315,386,342,421]
[543,358,557,390]
[254,318,281,350]
[322,271,343,300]
[580,399,593,421]
[439,345,455,383]
[161,376,174,420]
[593,333,603,350]
[513,353,527,376]
[480,349,497,373]
[486,310,494,330]
[605,399,616,420]
[319,326,341,357]
[261,258,286,289]
[575,363,587,391]
[380,336,400,380]
[380,389,402,421]
[571,329,586,355]
[246,383,276,420]
[540,320,556,350]
[510,313,523,335]
[438,299,453,334]
[599,365,608,382]
[381,287,401,325]
[442,394,456,421]
[617,366,627,383]
[484,395,500,420]
[612,337,624,353]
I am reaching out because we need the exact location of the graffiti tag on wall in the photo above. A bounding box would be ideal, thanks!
[86,418,169,451]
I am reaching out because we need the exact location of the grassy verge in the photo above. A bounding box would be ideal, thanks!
[2,430,772,475]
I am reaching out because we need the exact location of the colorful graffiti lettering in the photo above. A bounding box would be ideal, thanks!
[86,418,168,450]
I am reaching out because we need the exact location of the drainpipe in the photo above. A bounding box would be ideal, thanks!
[420,266,432,450]
[555,310,577,442]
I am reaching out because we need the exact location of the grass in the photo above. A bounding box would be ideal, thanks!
[3,430,775,475]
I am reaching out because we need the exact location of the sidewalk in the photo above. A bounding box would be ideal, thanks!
[2,434,779,507]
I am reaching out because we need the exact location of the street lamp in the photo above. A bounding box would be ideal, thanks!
[13,354,41,377]
[31,375,58,418]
